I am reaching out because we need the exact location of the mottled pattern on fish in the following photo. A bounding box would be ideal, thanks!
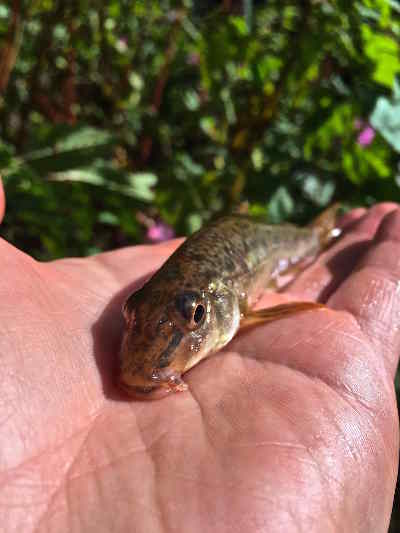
[119,210,338,398]
[147,216,320,305]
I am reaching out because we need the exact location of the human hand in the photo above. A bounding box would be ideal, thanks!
[0,184,398,532]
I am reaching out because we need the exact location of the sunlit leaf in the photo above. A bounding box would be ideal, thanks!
[298,173,335,206]
[230,17,249,36]
[55,126,113,151]
[362,26,400,87]
[98,211,120,225]
[50,168,157,201]
[370,88,400,152]
[267,186,294,223]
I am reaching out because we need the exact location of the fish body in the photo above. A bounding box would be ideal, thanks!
[119,209,339,398]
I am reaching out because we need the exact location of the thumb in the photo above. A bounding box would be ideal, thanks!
[0,177,5,223]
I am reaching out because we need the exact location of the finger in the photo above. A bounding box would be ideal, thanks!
[286,203,400,303]
[0,177,5,223]
[329,208,400,378]
[337,207,367,229]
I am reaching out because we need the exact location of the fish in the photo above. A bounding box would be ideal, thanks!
[118,205,341,399]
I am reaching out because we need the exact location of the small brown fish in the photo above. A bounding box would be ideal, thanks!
[119,205,341,399]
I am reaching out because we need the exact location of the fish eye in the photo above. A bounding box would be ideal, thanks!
[175,291,206,329]
[193,304,205,324]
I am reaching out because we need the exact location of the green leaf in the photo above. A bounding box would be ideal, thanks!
[0,141,15,169]
[230,16,249,36]
[0,5,9,18]
[342,144,391,183]
[186,213,203,234]
[363,27,400,87]
[177,154,204,176]
[25,144,115,174]
[98,211,119,225]
[370,92,400,152]
[267,186,294,223]
[126,172,158,200]
[50,169,106,186]
[55,126,113,151]
[184,90,200,111]
[298,173,335,207]
[251,147,264,170]
[50,167,157,201]
[304,104,354,158]
[256,56,282,82]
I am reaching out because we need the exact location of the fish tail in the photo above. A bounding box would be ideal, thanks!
[308,203,343,248]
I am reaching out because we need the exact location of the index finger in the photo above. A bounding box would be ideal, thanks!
[329,208,400,378]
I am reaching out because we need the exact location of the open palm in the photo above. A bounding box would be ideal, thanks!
[0,188,398,532]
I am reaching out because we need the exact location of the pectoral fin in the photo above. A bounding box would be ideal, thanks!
[240,301,326,328]
[155,370,189,393]
[166,375,188,393]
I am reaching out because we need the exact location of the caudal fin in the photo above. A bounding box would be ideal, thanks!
[308,203,343,248]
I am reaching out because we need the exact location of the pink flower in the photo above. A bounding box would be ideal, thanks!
[146,222,175,243]
[357,126,375,147]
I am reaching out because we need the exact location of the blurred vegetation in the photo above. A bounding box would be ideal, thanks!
[1,0,400,529]
[1,0,400,259]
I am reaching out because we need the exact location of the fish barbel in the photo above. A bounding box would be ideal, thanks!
[119,205,341,399]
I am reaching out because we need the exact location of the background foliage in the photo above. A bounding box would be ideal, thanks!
[1,0,400,528]
[1,0,400,258]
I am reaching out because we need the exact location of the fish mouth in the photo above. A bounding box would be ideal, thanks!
[118,380,171,400]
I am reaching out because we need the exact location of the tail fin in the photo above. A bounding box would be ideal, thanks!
[308,203,343,248]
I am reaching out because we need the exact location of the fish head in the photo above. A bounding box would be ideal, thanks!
[118,284,240,398]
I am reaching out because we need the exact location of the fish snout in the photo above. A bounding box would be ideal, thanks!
[118,362,174,399]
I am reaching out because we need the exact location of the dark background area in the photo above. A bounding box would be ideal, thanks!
[1,0,399,529]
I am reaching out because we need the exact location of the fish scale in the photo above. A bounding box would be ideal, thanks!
[119,207,340,399]
[158,216,321,301]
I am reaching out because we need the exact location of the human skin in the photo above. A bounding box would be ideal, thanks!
[0,181,398,532]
